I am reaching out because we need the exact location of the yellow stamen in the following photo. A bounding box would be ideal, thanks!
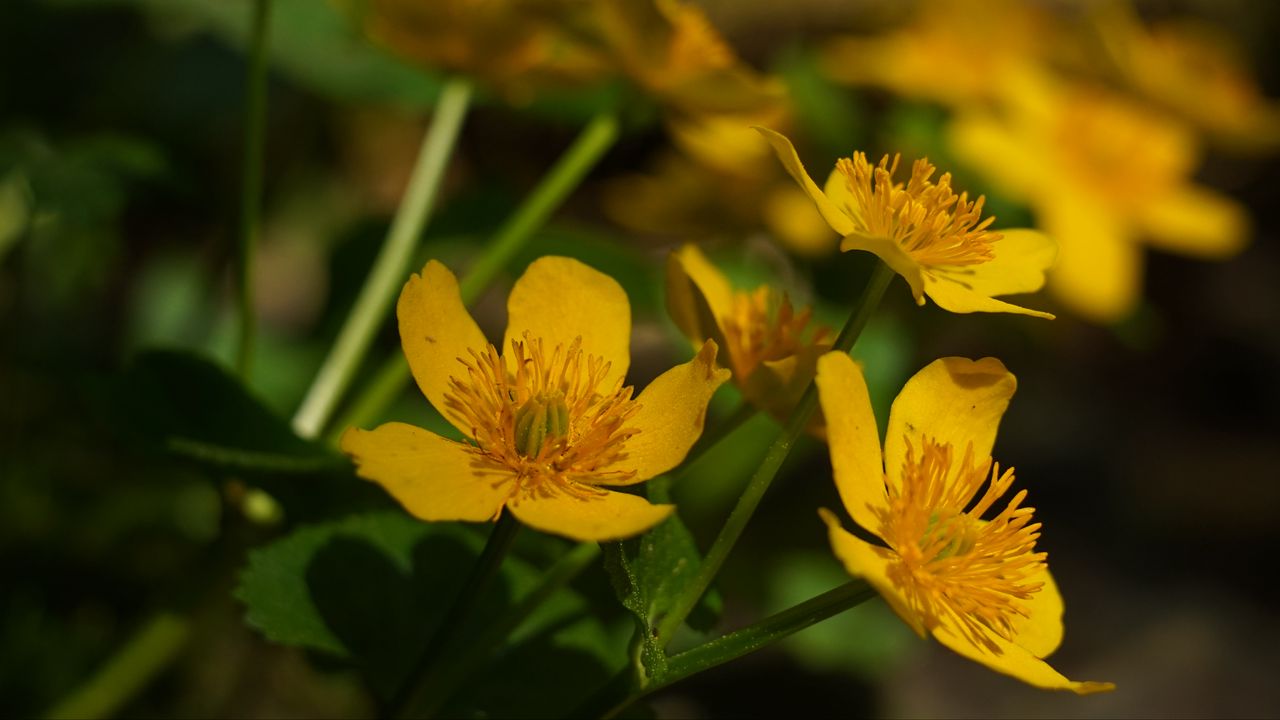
[721,286,830,379]
[878,436,1046,651]
[837,152,1000,267]
[442,332,640,501]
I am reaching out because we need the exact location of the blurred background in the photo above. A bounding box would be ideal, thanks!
[3,0,1279,717]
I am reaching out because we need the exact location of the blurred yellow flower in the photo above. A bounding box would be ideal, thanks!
[1093,3,1280,152]
[666,244,831,421]
[949,72,1249,322]
[341,257,729,542]
[759,128,1056,318]
[815,352,1115,694]
[352,0,608,99]
[595,0,784,117]
[821,0,1053,109]
[603,107,835,257]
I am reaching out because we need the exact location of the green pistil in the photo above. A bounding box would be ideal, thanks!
[514,392,570,458]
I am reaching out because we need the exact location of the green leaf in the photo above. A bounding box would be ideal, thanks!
[602,478,721,684]
[120,350,341,474]
[237,514,491,698]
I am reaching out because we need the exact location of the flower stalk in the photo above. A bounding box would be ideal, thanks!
[655,260,896,647]
[292,78,473,439]
[234,0,272,380]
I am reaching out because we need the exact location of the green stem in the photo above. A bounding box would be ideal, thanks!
[292,78,472,439]
[234,0,271,380]
[415,542,601,718]
[44,613,190,720]
[604,581,876,718]
[655,260,895,648]
[324,111,621,439]
[388,513,521,719]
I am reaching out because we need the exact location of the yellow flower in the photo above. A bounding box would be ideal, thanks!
[341,257,730,542]
[352,0,608,99]
[820,0,1053,109]
[665,244,831,422]
[814,352,1114,694]
[595,0,784,117]
[949,71,1249,322]
[1093,3,1280,152]
[758,127,1056,318]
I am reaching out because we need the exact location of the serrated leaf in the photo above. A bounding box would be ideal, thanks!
[602,477,721,684]
[237,513,523,699]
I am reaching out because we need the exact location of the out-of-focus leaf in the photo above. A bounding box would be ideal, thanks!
[602,477,721,682]
[765,553,913,677]
[120,350,340,473]
[54,0,444,107]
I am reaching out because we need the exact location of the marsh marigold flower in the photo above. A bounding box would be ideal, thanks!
[949,71,1249,322]
[759,128,1056,318]
[814,351,1114,693]
[666,244,831,421]
[341,257,730,542]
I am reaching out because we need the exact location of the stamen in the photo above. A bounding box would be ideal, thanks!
[721,286,830,379]
[442,332,641,502]
[879,436,1046,649]
[838,152,1001,267]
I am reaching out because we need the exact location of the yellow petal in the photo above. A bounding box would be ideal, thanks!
[1137,184,1249,260]
[398,260,490,436]
[508,487,674,542]
[1044,196,1143,323]
[1013,565,1065,659]
[504,256,632,388]
[933,620,1115,695]
[820,508,926,637]
[341,423,508,523]
[755,126,857,236]
[883,357,1017,493]
[816,352,888,533]
[947,113,1048,200]
[665,245,733,356]
[822,166,860,226]
[840,233,923,303]
[752,341,831,423]
[923,273,1055,319]
[605,340,731,484]
[967,229,1057,295]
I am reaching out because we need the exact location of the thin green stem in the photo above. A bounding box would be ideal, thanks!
[603,581,876,718]
[324,111,621,439]
[44,613,190,720]
[234,0,271,380]
[415,542,601,718]
[388,513,521,720]
[655,260,895,648]
[292,78,472,439]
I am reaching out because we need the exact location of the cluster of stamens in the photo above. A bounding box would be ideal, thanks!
[443,332,640,502]
[837,152,1001,267]
[878,436,1046,652]
[721,287,830,380]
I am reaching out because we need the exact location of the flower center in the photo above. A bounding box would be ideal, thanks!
[443,333,640,499]
[513,390,571,458]
[721,286,830,379]
[837,152,1000,267]
[879,436,1046,651]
